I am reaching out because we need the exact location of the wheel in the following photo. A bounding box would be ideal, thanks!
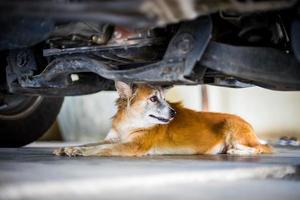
[0,95,63,147]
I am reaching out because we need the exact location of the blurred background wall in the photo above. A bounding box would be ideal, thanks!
[207,86,300,139]
[41,86,300,142]
[57,92,118,142]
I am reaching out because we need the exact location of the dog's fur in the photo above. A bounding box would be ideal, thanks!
[54,82,272,157]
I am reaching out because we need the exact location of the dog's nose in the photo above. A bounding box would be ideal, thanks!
[169,109,176,118]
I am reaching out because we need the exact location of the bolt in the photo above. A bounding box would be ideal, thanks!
[70,74,80,82]
[92,35,105,44]
[176,33,194,54]
[16,52,28,67]
[113,31,122,39]
[71,35,78,41]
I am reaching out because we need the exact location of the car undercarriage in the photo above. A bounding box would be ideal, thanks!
[1,0,300,95]
[1,0,300,146]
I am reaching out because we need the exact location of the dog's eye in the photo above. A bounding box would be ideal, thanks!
[150,96,158,102]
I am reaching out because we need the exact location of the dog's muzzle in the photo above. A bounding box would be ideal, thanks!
[169,108,176,118]
[149,114,172,123]
[149,108,176,123]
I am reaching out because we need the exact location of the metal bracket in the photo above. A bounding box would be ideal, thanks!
[6,49,114,96]
[27,16,212,86]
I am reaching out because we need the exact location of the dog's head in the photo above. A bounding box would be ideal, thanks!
[115,81,176,126]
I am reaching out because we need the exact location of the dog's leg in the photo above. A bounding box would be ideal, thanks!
[53,129,121,156]
[226,144,257,155]
[53,140,111,156]
[226,143,273,155]
[57,142,148,157]
[223,119,273,155]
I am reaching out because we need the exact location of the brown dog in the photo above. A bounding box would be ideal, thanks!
[54,82,272,157]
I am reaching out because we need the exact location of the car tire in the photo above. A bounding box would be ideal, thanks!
[0,96,63,147]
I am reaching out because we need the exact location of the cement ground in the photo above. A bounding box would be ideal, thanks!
[0,142,300,200]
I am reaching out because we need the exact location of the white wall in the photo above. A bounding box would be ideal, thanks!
[58,92,118,141]
[207,86,300,138]
[166,85,202,111]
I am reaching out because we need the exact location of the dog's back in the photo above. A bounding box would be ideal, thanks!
[122,101,272,156]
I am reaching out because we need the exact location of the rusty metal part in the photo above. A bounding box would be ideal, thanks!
[36,17,212,85]
[6,49,114,96]
[5,17,212,96]
[48,23,114,48]
[44,36,165,57]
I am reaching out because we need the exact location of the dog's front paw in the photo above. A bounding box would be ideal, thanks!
[226,148,256,155]
[53,147,83,157]
[64,147,83,157]
[53,147,65,156]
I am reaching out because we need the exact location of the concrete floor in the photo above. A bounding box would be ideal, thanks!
[0,143,300,200]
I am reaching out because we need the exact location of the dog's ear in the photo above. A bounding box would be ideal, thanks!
[115,81,133,98]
